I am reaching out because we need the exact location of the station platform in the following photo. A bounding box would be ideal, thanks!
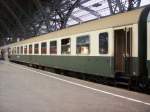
[0,61,150,112]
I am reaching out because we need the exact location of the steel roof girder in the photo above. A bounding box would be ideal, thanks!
[79,5,101,18]
[0,0,26,36]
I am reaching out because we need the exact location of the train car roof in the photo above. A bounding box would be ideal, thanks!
[9,6,148,46]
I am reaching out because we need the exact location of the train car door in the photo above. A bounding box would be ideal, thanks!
[114,28,132,75]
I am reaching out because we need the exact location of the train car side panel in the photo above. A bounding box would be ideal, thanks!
[10,55,114,77]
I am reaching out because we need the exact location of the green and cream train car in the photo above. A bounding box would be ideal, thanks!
[1,6,150,88]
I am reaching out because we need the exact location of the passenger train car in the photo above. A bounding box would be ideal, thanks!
[1,6,150,89]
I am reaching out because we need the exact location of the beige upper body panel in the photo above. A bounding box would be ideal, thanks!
[10,7,144,46]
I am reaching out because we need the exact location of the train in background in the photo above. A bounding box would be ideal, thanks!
[0,45,11,60]
[0,49,5,60]
[0,5,150,90]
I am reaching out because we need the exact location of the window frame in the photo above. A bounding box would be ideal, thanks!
[24,45,27,55]
[29,44,33,55]
[20,46,23,55]
[76,35,90,55]
[14,47,16,55]
[41,42,47,55]
[12,47,16,55]
[99,32,109,54]
[61,38,71,55]
[50,40,57,55]
[17,46,20,54]
[34,43,39,54]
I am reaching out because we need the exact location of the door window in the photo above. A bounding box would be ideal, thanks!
[99,32,108,54]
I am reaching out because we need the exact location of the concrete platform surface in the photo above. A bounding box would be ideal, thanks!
[0,61,150,112]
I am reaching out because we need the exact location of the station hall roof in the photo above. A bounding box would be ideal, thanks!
[0,0,150,46]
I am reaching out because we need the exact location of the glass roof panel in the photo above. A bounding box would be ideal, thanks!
[83,0,104,7]
[67,0,150,26]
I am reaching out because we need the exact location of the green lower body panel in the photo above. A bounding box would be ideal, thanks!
[10,55,114,78]
[10,55,141,78]
[147,60,150,79]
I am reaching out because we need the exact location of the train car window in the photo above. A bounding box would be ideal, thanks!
[17,47,20,54]
[11,48,13,55]
[14,47,16,54]
[41,42,47,54]
[13,47,16,55]
[8,48,11,55]
[61,38,71,54]
[50,41,57,54]
[21,46,23,54]
[29,45,32,54]
[8,48,11,56]
[24,45,27,54]
[76,35,90,54]
[34,44,39,54]
[99,32,108,54]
